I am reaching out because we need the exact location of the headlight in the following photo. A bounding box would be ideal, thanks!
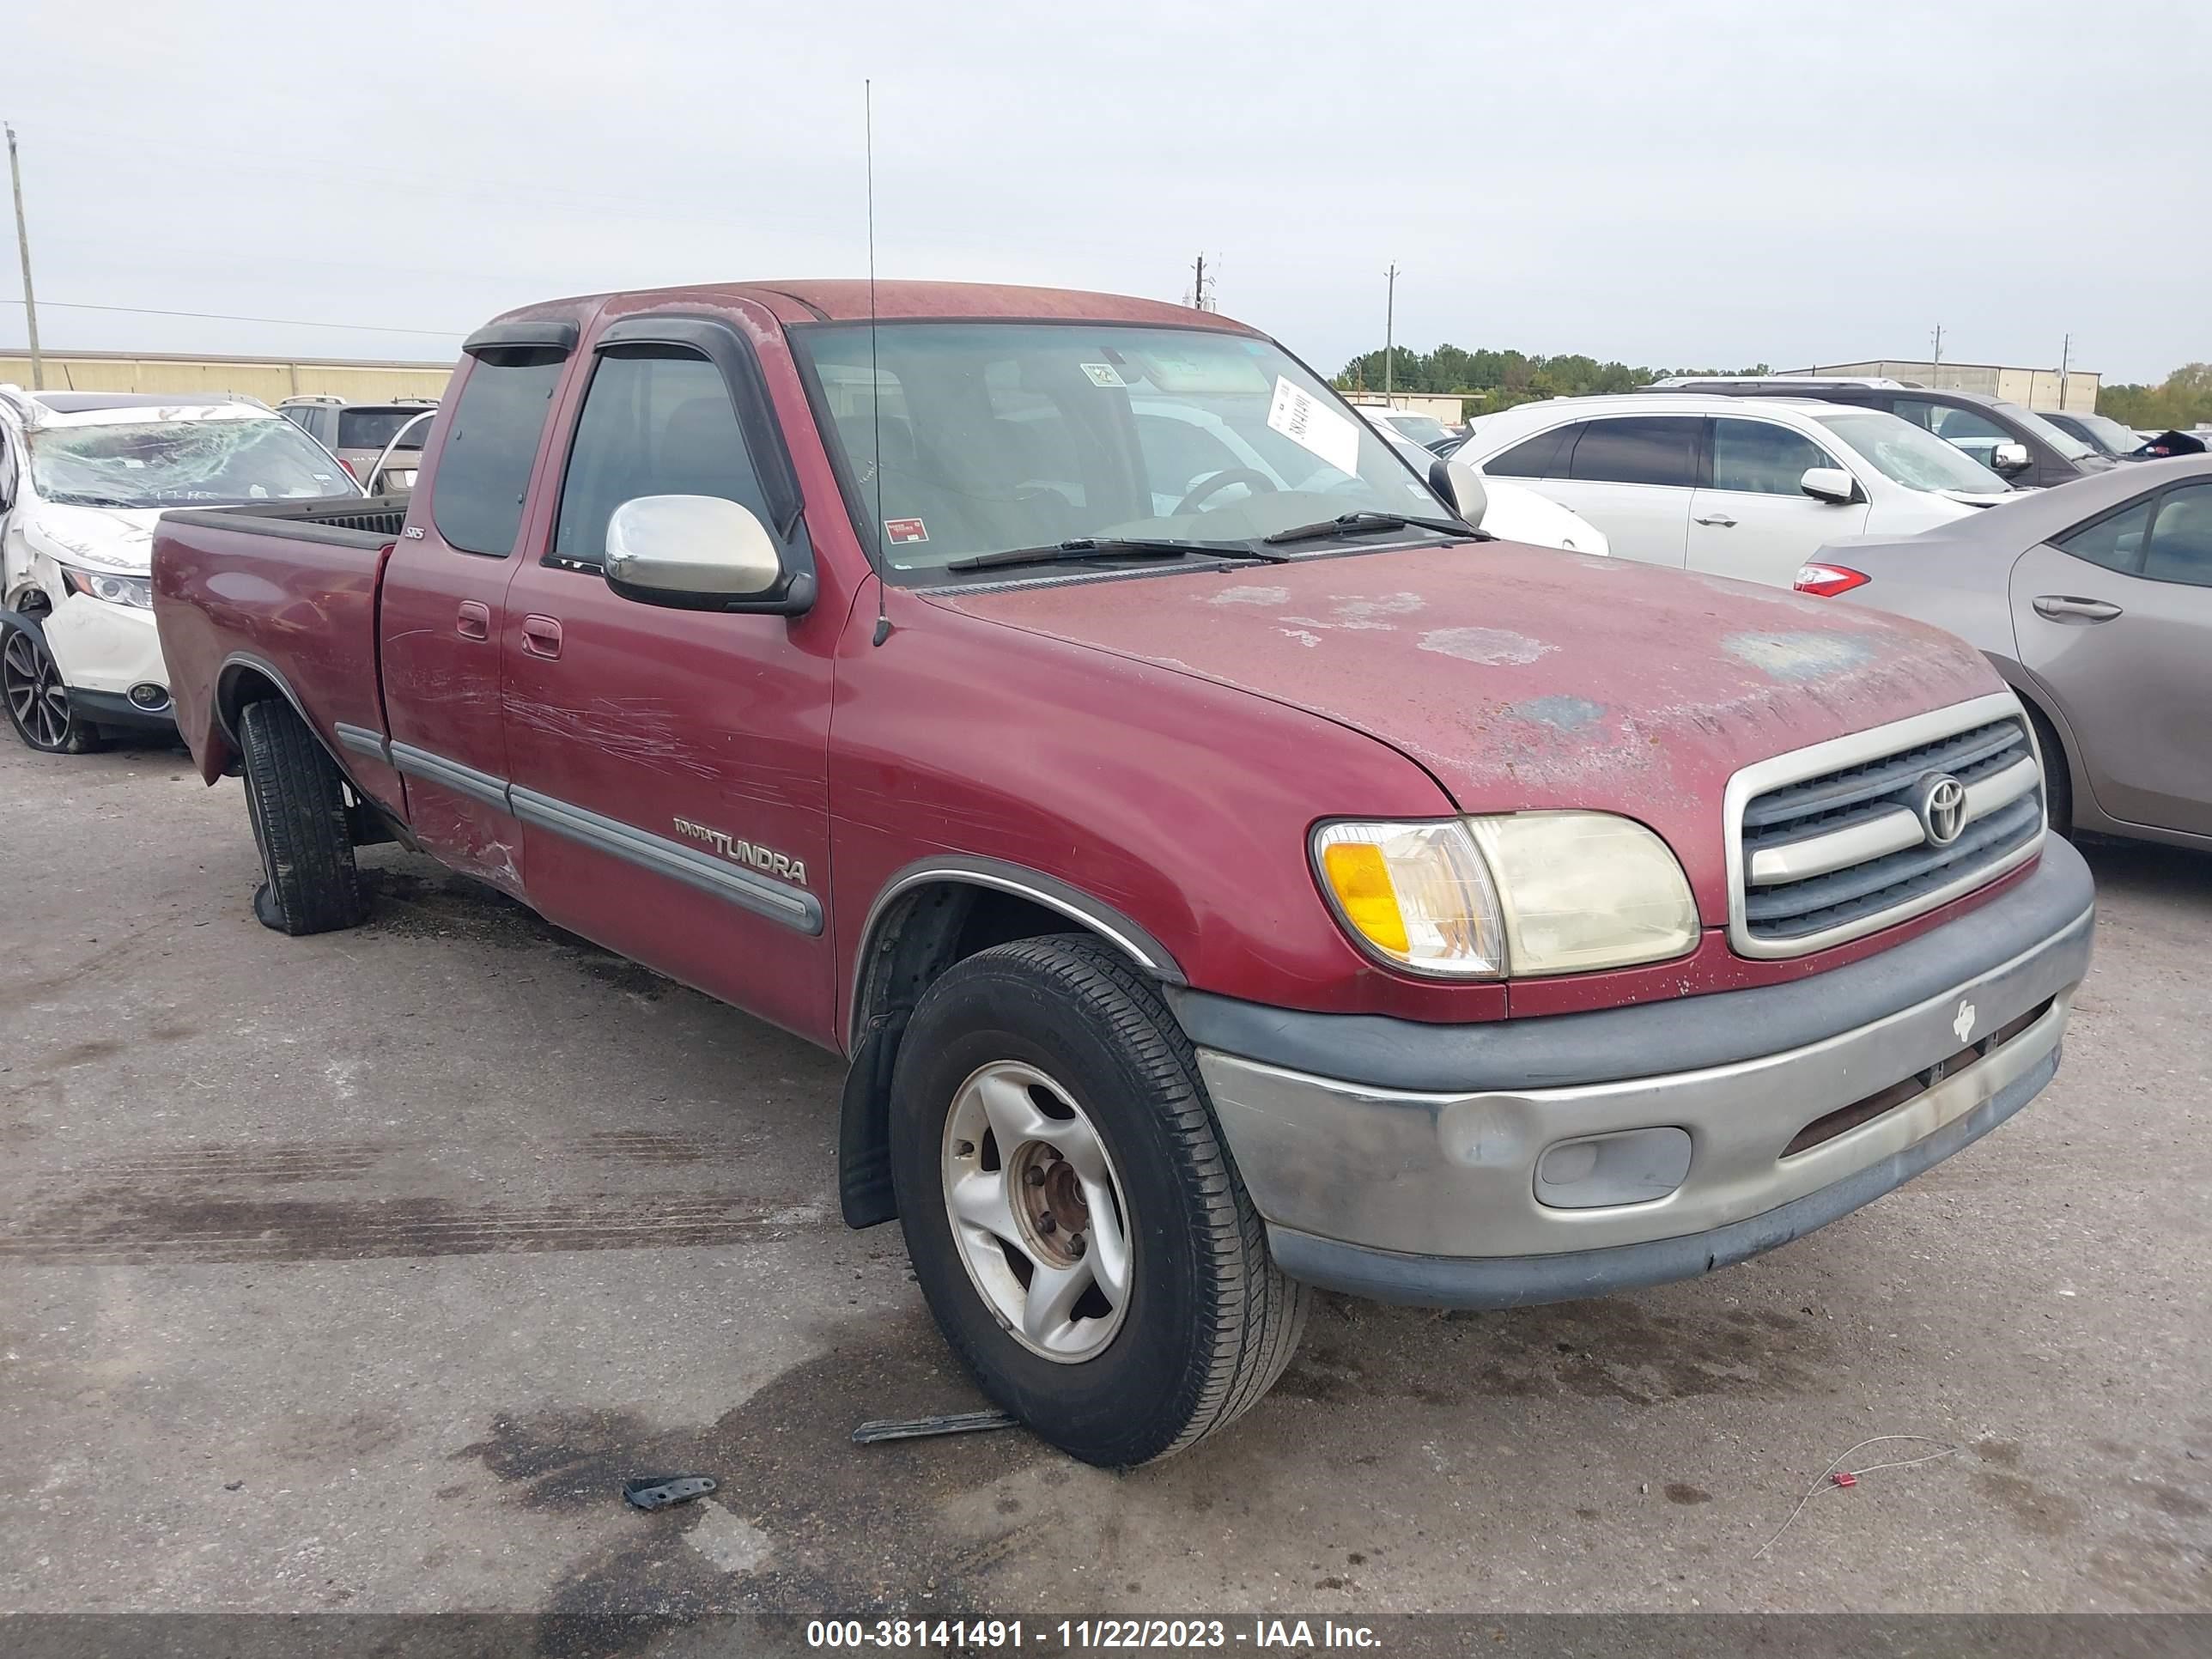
[60,567,154,610]
[1314,812,1696,979]
[1466,812,1698,975]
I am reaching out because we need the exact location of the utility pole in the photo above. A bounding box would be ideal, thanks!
[1187,252,1215,313]
[6,122,41,389]
[1383,263,1399,402]
[1930,323,1943,376]
[2058,332,2071,409]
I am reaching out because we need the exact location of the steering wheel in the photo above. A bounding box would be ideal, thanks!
[1173,468,1279,516]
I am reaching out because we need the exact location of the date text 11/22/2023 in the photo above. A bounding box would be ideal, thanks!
[805,1620,1382,1650]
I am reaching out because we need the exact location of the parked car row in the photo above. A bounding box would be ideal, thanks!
[127,278,2099,1468]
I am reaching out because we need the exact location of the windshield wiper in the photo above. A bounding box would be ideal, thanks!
[943,537,1288,573]
[1262,511,1486,546]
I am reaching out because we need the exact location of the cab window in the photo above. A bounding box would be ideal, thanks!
[550,347,775,572]
[432,351,566,557]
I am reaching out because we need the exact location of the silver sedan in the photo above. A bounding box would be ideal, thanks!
[1797,455,2212,850]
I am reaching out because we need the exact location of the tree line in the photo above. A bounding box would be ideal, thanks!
[1334,345,1769,414]
[2094,363,2212,431]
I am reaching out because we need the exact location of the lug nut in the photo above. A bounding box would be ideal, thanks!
[1067,1233,1085,1257]
[1024,1167,1047,1187]
[1036,1213,1055,1234]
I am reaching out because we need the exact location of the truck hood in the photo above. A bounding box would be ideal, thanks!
[17,502,169,574]
[933,541,2002,915]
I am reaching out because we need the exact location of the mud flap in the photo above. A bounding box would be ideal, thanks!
[838,1026,900,1229]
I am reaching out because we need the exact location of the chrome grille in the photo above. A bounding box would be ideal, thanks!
[1729,700,2045,958]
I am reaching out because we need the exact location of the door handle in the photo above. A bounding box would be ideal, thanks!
[456,600,490,641]
[2032,595,2122,623]
[520,614,564,659]
[1692,513,1737,527]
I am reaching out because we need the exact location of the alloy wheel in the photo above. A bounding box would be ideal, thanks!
[3,629,74,751]
[940,1059,1133,1363]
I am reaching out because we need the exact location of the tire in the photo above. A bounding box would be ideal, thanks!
[2022,702,2073,840]
[237,697,367,935]
[2,617,105,755]
[889,933,1310,1467]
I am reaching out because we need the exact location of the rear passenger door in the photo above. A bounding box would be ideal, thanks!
[1538,416,1697,568]
[2012,480,2212,835]
[1687,416,1869,586]
[379,325,577,895]
[498,313,838,1041]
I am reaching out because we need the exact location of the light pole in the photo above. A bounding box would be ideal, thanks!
[1383,263,1399,402]
[5,122,41,390]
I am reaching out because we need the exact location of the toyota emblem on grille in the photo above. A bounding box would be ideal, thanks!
[1917,773,1968,847]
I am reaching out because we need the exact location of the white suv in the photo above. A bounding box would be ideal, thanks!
[1455,393,2016,586]
[1,389,361,753]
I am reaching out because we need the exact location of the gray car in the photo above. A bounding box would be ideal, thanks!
[1803,454,2212,850]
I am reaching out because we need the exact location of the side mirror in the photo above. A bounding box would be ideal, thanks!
[1429,455,1489,531]
[604,495,791,611]
[1990,441,2032,475]
[1800,466,1857,505]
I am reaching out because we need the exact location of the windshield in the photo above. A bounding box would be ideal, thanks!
[1811,409,2011,495]
[1990,400,2095,461]
[29,417,359,508]
[2057,411,2139,456]
[337,406,434,453]
[791,322,1452,579]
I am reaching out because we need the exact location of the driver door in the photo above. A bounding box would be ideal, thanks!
[1687,416,1869,586]
[498,325,840,1041]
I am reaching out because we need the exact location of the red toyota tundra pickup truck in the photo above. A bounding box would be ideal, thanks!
[152,281,2094,1467]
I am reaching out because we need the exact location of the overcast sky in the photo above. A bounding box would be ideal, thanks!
[6,2,2206,383]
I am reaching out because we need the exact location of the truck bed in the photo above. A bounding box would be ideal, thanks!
[152,497,405,786]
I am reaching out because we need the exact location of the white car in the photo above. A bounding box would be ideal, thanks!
[1371,427,1608,554]
[1452,392,2016,586]
[1,389,362,753]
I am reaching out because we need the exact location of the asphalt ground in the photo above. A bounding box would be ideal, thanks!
[2,733,2206,1652]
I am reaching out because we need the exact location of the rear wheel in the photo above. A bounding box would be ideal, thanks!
[890,934,1309,1467]
[2,618,104,754]
[237,697,367,934]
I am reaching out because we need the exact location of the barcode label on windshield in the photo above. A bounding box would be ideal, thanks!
[1267,377,1361,476]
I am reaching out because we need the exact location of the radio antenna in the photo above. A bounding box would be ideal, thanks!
[866,79,890,647]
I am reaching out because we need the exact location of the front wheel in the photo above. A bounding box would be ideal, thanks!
[890,935,1310,1467]
[2,618,104,754]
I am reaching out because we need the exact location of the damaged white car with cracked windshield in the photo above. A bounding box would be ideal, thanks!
[1,389,362,753]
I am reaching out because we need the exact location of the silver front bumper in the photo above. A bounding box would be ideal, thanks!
[1195,887,2091,1271]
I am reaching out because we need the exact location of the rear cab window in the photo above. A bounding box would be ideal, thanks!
[430,351,567,556]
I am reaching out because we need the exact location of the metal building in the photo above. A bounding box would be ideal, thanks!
[0,347,451,404]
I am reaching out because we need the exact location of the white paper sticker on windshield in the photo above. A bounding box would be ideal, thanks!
[1079,362,1127,388]
[1267,377,1361,475]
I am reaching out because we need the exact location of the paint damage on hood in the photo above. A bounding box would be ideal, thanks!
[930,542,2004,916]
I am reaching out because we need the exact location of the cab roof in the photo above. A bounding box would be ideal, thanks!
[491,279,1261,335]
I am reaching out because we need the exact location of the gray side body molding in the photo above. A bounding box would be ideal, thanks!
[508,786,823,935]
